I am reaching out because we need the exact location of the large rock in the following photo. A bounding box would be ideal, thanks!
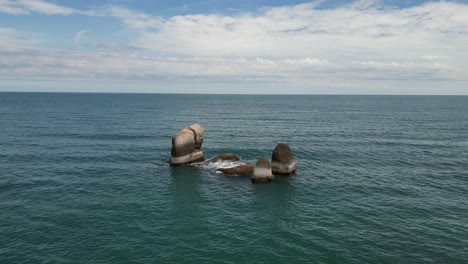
[271,143,296,174]
[251,157,274,183]
[217,164,254,175]
[170,124,205,165]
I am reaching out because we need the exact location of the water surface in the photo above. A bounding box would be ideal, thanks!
[1,93,467,263]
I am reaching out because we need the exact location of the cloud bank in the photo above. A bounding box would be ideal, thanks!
[0,0,467,94]
[0,0,100,15]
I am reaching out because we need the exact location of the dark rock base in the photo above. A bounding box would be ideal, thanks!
[217,165,254,175]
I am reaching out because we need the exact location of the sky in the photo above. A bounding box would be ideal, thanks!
[0,0,467,94]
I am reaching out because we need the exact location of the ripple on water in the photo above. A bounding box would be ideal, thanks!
[0,94,468,263]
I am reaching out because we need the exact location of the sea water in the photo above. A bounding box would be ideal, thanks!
[0,93,467,263]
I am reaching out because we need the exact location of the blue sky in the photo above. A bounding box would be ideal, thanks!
[1,0,468,94]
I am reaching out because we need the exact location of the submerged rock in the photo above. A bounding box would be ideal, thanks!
[170,124,205,165]
[217,164,254,175]
[271,143,296,174]
[252,157,274,183]
[204,153,240,164]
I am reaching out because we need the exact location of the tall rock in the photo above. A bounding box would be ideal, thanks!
[271,143,296,174]
[252,157,274,183]
[170,124,205,165]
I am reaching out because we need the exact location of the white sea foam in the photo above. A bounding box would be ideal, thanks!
[198,159,248,170]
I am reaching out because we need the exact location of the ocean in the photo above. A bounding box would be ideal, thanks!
[0,93,467,263]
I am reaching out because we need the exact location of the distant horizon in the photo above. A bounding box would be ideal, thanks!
[1,90,467,96]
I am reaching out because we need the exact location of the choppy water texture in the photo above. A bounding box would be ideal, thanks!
[1,93,467,263]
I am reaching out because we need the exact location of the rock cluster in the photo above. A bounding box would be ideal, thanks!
[168,125,297,183]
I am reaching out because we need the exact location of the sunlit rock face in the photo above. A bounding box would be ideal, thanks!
[170,124,204,165]
[252,157,274,183]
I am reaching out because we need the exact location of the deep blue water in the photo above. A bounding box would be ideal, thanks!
[0,93,467,263]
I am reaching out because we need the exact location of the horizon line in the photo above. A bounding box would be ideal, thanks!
[0,91,467,96]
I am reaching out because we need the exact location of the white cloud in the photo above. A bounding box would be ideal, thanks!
[0,0,467,94]
[109,1,468,62]
[107,6,163,29]
[0,27,41,49]
[0,0,101,15]
[98,1,468,89]
[74,30,87,45]
[0,0,29,14]
[0,47,453,82]
[17,0,77,15]
[97,42,141,52]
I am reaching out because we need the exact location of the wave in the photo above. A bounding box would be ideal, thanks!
[195,158,250,171]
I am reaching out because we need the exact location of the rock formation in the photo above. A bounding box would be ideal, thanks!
[271,143,296,174]
[204,153,240,164]
[217,164,254,175]
[170,124,205,165]
[251,157,274,183]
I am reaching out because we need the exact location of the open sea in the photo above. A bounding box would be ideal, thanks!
[0,92,467,263]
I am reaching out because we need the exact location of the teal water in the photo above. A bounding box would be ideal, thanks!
[0,93,467,263]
